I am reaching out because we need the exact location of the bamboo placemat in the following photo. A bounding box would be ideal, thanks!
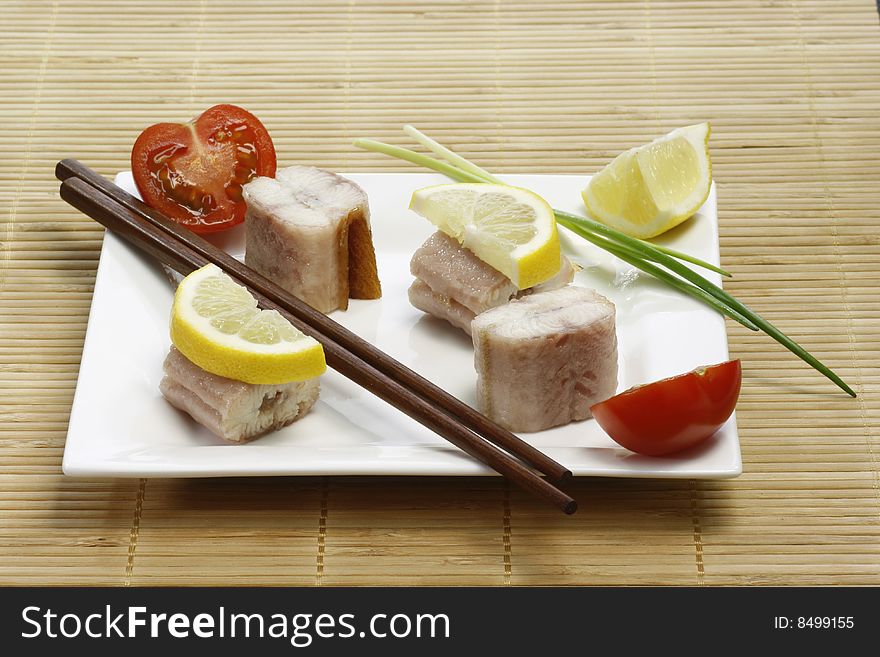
[1,0,878,586]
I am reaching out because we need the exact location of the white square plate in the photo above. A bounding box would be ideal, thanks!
[63,172,740,478]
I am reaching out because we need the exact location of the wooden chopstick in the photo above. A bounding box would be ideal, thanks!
[58,171,577,515]
[56,159,571,485]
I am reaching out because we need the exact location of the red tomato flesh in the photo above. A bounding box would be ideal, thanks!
[590,360,742,456]
[131,104,276,233]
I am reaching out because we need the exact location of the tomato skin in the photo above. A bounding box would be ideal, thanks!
[131,104,276,233]
[590,360,741,456]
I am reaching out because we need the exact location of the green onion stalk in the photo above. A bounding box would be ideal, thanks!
[353,127,855,397]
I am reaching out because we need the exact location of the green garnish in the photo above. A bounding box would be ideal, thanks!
[353,127,855,398]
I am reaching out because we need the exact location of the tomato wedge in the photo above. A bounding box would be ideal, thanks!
[131,104,276,233]
[591,360,741,456]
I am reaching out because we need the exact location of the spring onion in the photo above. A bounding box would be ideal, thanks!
[353,129,855,397]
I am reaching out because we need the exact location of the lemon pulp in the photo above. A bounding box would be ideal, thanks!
[409,183,562,289]
[170,264,326,385]
[583,123,712,239]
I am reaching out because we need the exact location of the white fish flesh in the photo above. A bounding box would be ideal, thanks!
[472,286,618,432]
[411,231,518,315]
[408,231,575,333]
[243,166,381,314]
[408,278,475,334]
[159,347,320,443]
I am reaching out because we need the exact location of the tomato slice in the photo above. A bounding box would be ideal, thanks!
[131,104,276,233]
[590,360,742,456]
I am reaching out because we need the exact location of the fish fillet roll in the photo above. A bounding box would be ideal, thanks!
[472,286,618,433]
[407,278,475,334]
[408,231,575,334]
[159,347,320,443]
[243,166,381,314]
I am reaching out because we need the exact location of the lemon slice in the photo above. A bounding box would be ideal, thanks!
[409,183,561,289]
[170,264,326,384]
[583,123,712,239]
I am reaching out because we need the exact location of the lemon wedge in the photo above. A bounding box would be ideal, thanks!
[409,183,561,289]
[170,264,326,385]
[583,123,712,239]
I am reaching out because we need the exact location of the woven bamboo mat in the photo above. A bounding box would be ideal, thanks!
[1,0,879,586]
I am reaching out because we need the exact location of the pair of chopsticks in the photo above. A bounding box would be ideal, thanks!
[56,160,577,514]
